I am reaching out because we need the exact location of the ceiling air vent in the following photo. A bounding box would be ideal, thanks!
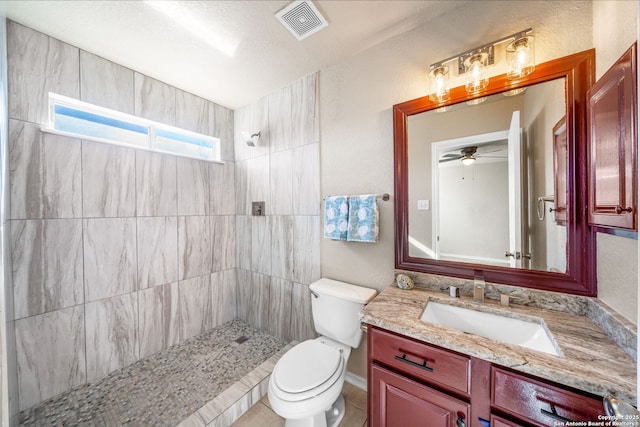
[275,1,328,41]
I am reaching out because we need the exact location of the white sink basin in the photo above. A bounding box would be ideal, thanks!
[420,301,562,356]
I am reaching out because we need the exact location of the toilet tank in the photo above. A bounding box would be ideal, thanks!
[309,278,377,348]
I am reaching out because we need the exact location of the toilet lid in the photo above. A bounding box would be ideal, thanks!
[274,340,342,394]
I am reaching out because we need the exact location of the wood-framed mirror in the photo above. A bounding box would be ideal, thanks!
[394,49,597,296]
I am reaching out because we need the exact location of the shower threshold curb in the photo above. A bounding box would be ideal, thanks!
[177,341,297,427]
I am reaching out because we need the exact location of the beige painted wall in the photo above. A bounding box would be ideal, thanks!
[320,1,608,379]
[592,0,639,325]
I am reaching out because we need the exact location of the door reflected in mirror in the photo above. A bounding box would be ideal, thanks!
[407,78,567,273]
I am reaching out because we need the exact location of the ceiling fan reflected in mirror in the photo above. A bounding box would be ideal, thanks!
[439,145,506,166]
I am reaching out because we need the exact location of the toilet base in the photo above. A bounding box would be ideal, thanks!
[325,394,345,427]
[284,394,345,427]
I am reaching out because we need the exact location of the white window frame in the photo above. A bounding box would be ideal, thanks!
[43,93,222,163]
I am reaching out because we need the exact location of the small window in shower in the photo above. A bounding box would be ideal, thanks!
[46,93,221,162]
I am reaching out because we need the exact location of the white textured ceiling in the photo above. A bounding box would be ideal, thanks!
[4,0,469,109]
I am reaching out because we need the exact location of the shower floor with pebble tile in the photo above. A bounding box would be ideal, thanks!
[18,319,288,426]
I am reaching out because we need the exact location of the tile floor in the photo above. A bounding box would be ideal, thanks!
[231,382,368,427]
[18,320,287,427]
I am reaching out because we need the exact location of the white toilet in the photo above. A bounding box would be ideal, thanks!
[268,278,377,427]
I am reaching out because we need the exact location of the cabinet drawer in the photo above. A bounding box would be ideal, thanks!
[492,368,604,426]
[490,415,526,427]
[371,364,470,427]
[370,327,470,396]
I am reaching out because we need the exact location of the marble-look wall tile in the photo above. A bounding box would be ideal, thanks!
[271,216,294,281]
[139,286,165,358]
[251,217,271,276]
[179,275,212,340]
[250,98,271,158]
[84,218,137,302]
[11,219,83,319]
[233,105,251,162]
[80,50,134,114]
[293,143,319,215]
[290,282,315,342]
[85,293,138,381]
[210,269,237,328]
[248,155,270,211]
[268,85,293,153]
[9,120,82,219]
[7,21,79,124]
[293,73,320,146]
[269,150,293,215]
[82,141,136,218]
[134,73,176,125]
[235,216,252,271]
[15,306,85,411]
[249,273,270,330]
[234,160,249,215]
[293,216,320,284]
[163,282,182,348]
[210,162,235,215]
[136,151,177,217]
[6,317,18,422]
[236,269,251,323]
[176,89,210,135]
[211,216,236,272]
[210,103,234,162]
[137,217,178,289]
[178,216,212,280]
[268,278,292,340]
[177,157,209,216]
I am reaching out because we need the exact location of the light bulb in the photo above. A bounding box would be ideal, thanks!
[429,65,450,102]
[507,35,535,79]
[464,53,489,94]
[461,156,476,166]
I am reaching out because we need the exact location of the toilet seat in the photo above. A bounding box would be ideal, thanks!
[271,340,345,402]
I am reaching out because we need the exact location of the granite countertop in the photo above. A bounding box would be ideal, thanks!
[361,284,637,404]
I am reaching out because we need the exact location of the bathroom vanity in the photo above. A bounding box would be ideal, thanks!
[362,285,636,427]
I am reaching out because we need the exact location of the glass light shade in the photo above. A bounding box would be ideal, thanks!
[464,53,489,94]
[466,96,487,106]
[506,35,535,79]
[428,65,450,102]
[461,155,476,166]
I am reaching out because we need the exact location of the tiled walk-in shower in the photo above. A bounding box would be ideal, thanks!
[18,320,288,426]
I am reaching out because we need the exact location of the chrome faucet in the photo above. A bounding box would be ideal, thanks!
[473,275,486,303]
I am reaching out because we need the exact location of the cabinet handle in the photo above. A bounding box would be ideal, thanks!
[456,414,466,427]
[394,353,433,372]
[616,205,633,214]
[540,403,575,423]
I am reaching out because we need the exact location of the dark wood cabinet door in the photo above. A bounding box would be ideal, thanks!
[371,364,470,427]
[587,43,637,230]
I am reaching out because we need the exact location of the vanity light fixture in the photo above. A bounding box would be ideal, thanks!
[503,87,528,97]
[426,28,534,100]
[464,53,490,94]
[466,96,487,106]
[506,33,535,79]
[428,65,450,102]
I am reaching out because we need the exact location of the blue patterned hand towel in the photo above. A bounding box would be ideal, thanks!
[324,196,349,240]
[347,195,379,243]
